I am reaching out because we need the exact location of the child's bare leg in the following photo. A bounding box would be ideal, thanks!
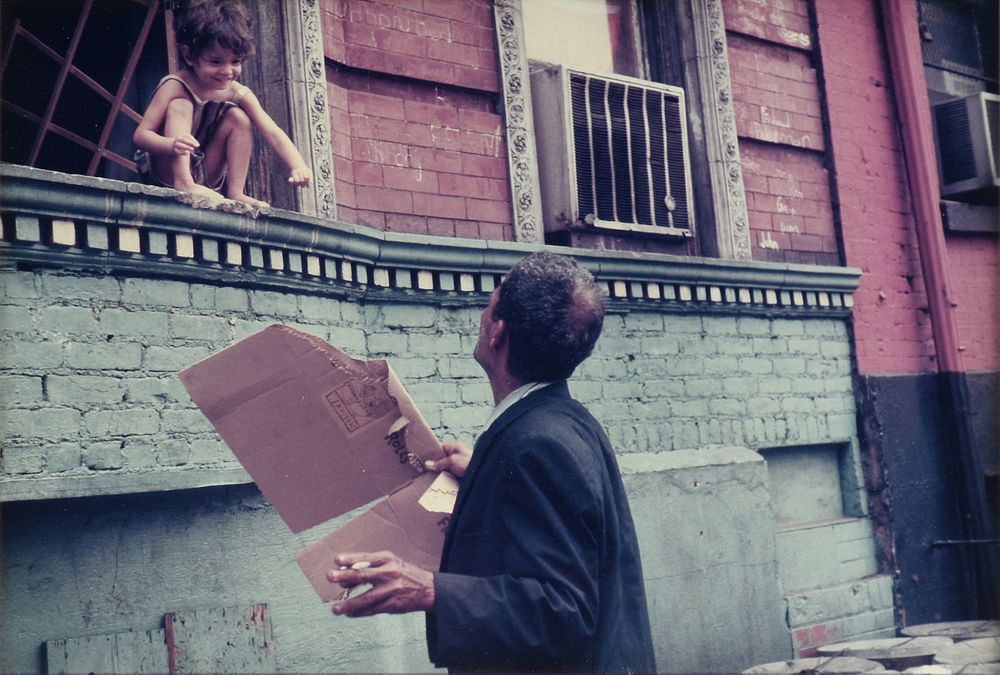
[203,107,269,207]
[162,98,224,200]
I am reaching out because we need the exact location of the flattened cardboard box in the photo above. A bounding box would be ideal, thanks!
[179,324,449,601]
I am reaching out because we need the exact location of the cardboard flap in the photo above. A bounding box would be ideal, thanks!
[179,325,444,533]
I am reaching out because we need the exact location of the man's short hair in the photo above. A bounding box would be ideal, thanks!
[494,251,607,382]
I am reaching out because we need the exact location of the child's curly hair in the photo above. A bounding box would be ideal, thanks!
[175,0,255,63]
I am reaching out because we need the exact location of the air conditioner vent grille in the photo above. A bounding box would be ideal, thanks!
[935,98,976,183]
[569,72,691,231]
[986,96,999,174]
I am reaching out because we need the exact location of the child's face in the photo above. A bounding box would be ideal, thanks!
[184,42,244,91]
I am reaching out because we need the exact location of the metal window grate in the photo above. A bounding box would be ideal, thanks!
[569,71,691,232]
[918,0,998,83]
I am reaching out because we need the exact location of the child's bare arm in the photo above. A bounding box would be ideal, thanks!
[134,81,199,157]
[236,88,313,187]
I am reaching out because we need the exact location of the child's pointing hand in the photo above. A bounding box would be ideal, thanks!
[288,166,313,188]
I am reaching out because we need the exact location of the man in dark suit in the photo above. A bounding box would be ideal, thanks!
[329,251,656,673]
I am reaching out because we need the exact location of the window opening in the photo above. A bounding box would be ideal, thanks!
[918,0,998,221]
[760,442,864,529]
[1,0,175,180]
[522,0,644,78]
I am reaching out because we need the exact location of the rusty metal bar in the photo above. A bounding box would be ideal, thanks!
[88,0,159,175]
[28,0,95,165]
[928,539,1000,547]
[0,20,23,76]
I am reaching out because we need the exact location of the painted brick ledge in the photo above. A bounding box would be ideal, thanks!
[0,467,253,503]
[0,165,860,316]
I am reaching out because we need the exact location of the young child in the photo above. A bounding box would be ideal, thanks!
[133,0,312,206]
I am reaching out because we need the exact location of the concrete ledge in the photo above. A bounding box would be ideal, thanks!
[1,164,861,317]
[619,446,763,474]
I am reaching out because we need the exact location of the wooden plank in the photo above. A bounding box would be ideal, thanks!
[45,629,167,674]
[112,630,170,673]
[742,656,888,673]
[165,603,275,674]
[818,636,955,671]
[934,638,1000,666]
[903,621,1000,641]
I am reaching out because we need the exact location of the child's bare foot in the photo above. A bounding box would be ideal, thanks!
[184,184,226,201]
[228,193,270,208]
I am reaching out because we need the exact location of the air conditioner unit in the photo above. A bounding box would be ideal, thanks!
[529,65,694,237]
[932,91,999,198]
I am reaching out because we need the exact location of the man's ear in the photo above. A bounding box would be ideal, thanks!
[489,318,507,349]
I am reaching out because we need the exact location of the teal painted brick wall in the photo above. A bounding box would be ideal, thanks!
[1,266,860,485]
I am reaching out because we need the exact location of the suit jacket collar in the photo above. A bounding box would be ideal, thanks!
[474,380,569,456]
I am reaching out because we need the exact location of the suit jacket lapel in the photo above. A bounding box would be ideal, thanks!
[439,381,571,565]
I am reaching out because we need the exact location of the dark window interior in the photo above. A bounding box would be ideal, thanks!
[1,0,173,181]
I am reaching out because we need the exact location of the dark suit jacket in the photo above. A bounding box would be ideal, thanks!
[426,381,656,673]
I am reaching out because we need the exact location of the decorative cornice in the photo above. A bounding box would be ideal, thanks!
[690,0,752,260]
[282,0,336,219]
[0,165,859,316]
[493,0,544,244]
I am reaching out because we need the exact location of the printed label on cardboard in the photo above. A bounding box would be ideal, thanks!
[324,379,397,436]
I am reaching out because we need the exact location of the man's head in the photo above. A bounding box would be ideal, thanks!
[475,251,606,383]
[176,0,255,63]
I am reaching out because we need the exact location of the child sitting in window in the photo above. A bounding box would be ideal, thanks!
[133,0,312,207]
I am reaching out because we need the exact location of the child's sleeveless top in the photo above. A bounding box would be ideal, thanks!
[134,74,248,188]
[155,74,247,144]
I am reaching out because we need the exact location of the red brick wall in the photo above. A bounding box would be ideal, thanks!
[813,0,936,375]
[724,0,839,265]
[947,237,1000,371]
[321,0,513,240]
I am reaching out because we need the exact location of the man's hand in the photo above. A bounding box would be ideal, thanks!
[328,551,435,617]
[424,441,472,478]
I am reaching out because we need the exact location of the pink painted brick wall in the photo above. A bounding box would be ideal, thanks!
[791,620,852,659]
[729,35,824,151]
[723,0,812,49]
[321,0,513,241]
[724,0,833,265]
[947,237,1000,371]
[813,0,937,375]
[323,0,499,92]
[740,139,838,265]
